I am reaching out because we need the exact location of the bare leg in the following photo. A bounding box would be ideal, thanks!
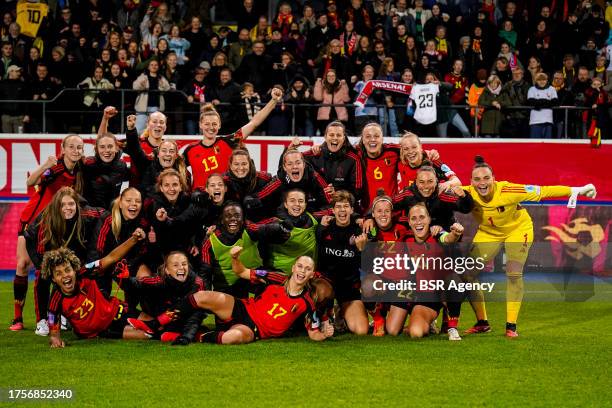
[407,306,438,338]
[122,325,154,340]
[341,300,369,335]
[192,291,236,321]
[385,305,408,336]
[220,324,255,344]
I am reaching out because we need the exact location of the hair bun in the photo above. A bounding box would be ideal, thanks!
[474,155,486,164]
[201,103,217,113]
[376,188,386,196]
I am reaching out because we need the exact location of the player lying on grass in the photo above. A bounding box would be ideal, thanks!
[151,247,335,344]
[43,228,148,348]
[463,155,597,337]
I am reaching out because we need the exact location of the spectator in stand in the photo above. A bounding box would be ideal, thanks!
[133,59,171,134]
[409,0,432,45]
[183,16,207,69]
[315,39,351,82]
[200,35,223,66]
[207,51,229,89]
[339,20,360,58]
[353,64,379,135]
[117,0,141,32]
[527,72,558,139]
[183,64,210,135]
[498,20,519,50]
[306,13,336,67]
[78,65,114,133]
[161,25,191,66]
[551,70,574,138]
[350,35,374,77]
[478,74,510,137]
[286,23,308,64]
[23,46,42,82]
[344,0,372,35]
[1,42,20,80]
[313,69,350,134]
[273,2,294,41]
[501,67,531,138]
[423,4,447,41]
[560,54,577,90]
[526,56,544,85]
[492,56,513,84]
[395,67,417,132]
[556,13,582,58]
[571,66,593,138]
[236,0,259,31]
[591,55,608,83]
[29,63,57,133]
[228,28,252,71]
[267,28,288,63]
[377,57,400,137]
[209,67,241,133]
[298,4,317,37]
[265,84,290,135]
[370,39,388,73]
[584,76,609,140]
[0,65,30,133]
[140,12,163,52]
[250,16,272,43]
[497,42,522,72]
[236,41,273,95]
[236,82,262,131]
[286,75,314,136]
[579,37,599,71]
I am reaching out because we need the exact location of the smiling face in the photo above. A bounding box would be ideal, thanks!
[325,69,337,84]
[119,189,142,220]
[62,136,84,165]
[373,200,392,230]
[230,153,250,178]
[147,112,167,140]
[324,124,346,153]
[471,166,495,199]
[222,204,243,234]
[165,253,189,282]
[60,195,77,220]
[290,256,315,285]
[157,141,177,168]
[408,205,431,240]
[160,174,181,203]
[284,190,307,217]
[96,135,117,163]
[200,113,221,141]
[52,262,77,295]
[362,125,383,157]
[333,200,353,226]
[283,152,305,182]
[415,170,437,198]
[206,175,227,204]
[400,135,422,166]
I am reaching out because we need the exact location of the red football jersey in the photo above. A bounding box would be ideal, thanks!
[20,159,77,226]
[444,73,469,104]
[373,223,411,281]
[360,144,400,211]
[183,130,244,189]
[243,270,315,339]
[398,158,456,191]
[48,277,121,339]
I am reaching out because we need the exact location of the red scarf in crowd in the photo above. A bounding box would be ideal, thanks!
[354,80,413,107]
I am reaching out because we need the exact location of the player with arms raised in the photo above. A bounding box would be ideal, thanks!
[464,155,597,337]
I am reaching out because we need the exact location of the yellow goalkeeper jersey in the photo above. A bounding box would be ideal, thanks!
[16,0,48,38]
[465,181,571,237]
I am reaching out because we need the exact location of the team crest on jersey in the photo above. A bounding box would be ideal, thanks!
[496,206,505,213]
[384,158,391,166]
[214,146,220,154]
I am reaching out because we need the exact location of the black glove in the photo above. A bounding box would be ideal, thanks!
[191,189,211,207]
[243,195,262,210]
[172,336,190,346]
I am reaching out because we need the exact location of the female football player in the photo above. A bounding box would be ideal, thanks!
[223,149,272,203]
[183,87,283,189]
[170,248,334,344]
[11,134,84,331]
[25,187,104,335]
[45,229,148,348]
[465,155,597,337]
[397,132,460,192]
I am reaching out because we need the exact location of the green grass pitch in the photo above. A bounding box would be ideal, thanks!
[1,282,611,407]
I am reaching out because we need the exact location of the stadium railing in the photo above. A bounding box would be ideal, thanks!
[0,88,594,138]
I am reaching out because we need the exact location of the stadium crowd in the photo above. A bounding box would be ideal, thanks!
[0,0,611,138]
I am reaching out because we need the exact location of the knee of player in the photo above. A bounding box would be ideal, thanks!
[385,322,402,336]
[353,321,369,336]
[408,324,427,338]
[313,280,334,305]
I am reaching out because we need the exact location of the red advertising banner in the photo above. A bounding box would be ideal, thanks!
[0,135,609,202]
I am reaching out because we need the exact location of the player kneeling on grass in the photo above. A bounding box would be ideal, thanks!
[165,247,334,344]
[44,229,150,348]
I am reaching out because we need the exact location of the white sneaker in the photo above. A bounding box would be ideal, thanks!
[35,319,49,336]
[448,327,462,341]
[60,315,71,331]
